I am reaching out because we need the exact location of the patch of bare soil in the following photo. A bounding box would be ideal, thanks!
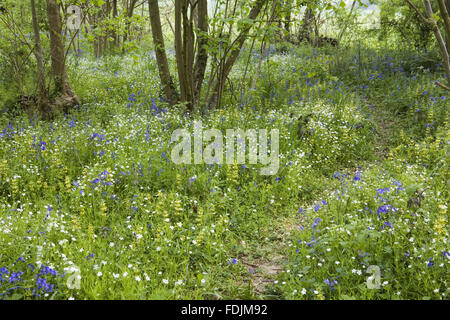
[240,255,284,295]
[369,102,397,159]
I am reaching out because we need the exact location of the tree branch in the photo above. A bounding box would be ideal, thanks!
[404,0,433,25]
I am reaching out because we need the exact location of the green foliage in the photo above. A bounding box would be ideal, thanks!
[1,40,448,299]
[379,0,440,50]
[0,0,448,301]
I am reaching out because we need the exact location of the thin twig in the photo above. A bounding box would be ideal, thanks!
[436,81,450,91]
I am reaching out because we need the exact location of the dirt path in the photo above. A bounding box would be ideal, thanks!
[236,100,398,298]
[368,101,400,160]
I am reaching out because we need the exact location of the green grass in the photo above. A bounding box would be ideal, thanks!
[0,43,448,300]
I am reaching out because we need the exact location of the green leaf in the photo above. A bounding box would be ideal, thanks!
[405,184,420,196]
[11,293,24,300]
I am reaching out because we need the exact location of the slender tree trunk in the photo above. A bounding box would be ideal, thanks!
[193,0,208,108]
[175,0,188,106]
[183,0,194,110]
[208,0,266,109]
[112,0,119,47]
[284,0,292,37]
[437,0,450,52]
[104,0,111,52]
[148,0,179,103]
[427,0,450,89]
[31,0,49,114]
[123,0,137,47]
[446,0,450,50]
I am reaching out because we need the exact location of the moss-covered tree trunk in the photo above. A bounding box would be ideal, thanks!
[45,0,80,113]
[148,0,179,104]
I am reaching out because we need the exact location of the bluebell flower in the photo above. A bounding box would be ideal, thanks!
[38,265,58,276]
[86,253,95,261]
[324,278,338,289]
[377,204,395,218]
[39,141,46,150]
[128,93,137,102]
[376,188,389,196]
[9,271,23,283]
[306,238,317,247]
[312,218,322,231]
[35,277,54,293]
[228,258,238,266]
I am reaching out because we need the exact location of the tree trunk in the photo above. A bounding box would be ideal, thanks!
[437,0,450,52]
[148,0,179,104]
[151,0,266,111]
[104,0,111,52]
[208,0,266,109]
[92,10,100,57]
[446,0,450,50]
[112,0,119,48]
[31,0,49,114]
[46,0,80,111]
[193,0,208,107]
[299,7,315,45]
[123,0,138,47]
[284,0,292,37]
[190,0,199,28]
[183,0,194,110]
[174,0,189,108]
[432,0,450,89]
